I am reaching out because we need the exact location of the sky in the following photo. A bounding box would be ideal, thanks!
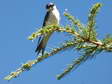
[0,0,112,84]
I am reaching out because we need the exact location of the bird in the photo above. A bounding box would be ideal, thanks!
[35,2,60,56]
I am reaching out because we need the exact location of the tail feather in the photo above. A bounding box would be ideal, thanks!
[35,39,46,56]
[35,32,53,56]
[35,36,42,54]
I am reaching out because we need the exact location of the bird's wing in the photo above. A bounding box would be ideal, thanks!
[37,11,50,46]
[42,11,50,26]
[35,11,50,54]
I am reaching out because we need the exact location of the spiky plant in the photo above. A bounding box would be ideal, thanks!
[4,3,112,80]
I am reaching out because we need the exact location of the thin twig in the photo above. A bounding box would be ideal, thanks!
[4,41,77,80]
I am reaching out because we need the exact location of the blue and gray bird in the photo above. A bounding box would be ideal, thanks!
[35,3,60,55]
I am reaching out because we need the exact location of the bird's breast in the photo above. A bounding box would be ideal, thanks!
[46,9,60,25]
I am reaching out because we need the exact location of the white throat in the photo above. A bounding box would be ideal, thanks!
[52,6,60,24]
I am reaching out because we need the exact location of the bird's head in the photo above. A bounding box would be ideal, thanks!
[46,3,56,11]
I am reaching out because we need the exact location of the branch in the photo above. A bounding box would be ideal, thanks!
[4,41,77,80]
[28,25,103,46]
[87,3,102,40]
[57,45,100,80]
[5,3,112,81]
[64,12,84,30]
[57,56,86,80]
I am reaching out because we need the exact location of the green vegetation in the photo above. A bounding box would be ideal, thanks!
[4,3,112,80]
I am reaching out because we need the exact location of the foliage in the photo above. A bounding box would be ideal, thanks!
[4,3,112,80]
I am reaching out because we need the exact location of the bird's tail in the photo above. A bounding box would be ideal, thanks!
[35,32,53,56]
[35,38,46,55]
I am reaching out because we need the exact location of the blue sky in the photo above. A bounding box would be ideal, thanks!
[0,0,112,84]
